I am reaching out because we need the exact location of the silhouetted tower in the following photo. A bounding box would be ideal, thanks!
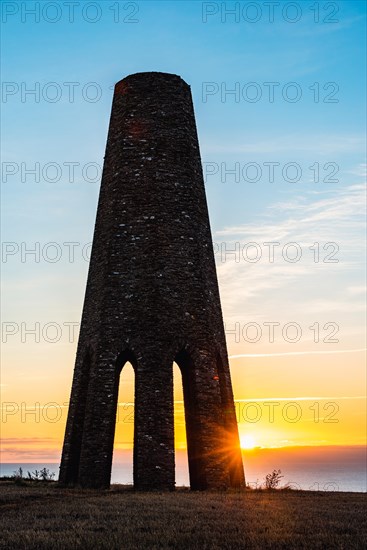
[59,72,244,490]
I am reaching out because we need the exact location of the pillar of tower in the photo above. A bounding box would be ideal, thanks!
[59,72,244,490]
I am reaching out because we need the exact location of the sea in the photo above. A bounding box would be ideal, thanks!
[1,446,366,492]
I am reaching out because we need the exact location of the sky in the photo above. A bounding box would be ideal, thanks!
[1,0,366,465]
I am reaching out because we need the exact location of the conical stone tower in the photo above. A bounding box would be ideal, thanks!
[59,72,244,490]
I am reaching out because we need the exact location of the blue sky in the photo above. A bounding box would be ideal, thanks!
[2,1,366,232]
[1,1,366,451]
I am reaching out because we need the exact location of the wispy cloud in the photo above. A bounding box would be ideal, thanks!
[203,135,366,155]
[216,184,366,323]
[293,14,366,38]
[346,164,367,178]
[347,285,367,296]
[0,437,57,444]
[234,396,366,402]
[229,348,366,359]
[217,184,365,239]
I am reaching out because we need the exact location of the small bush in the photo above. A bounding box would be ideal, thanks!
[12,467,26,486]
[12,467,23,479]
[264,469,284,490]
[40,468,55,481]
[27,468,55,482]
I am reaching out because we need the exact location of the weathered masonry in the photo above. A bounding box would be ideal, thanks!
[59,72,244,490]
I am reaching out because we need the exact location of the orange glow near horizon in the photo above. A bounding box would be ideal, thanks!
[1,344,366,463]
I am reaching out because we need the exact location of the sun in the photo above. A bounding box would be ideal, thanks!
[239,434,256,450]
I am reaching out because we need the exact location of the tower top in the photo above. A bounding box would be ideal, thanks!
[115,71,189,89]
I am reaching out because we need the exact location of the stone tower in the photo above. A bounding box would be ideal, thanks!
[59,72,244,490]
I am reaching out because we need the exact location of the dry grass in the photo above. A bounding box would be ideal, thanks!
[0,482,366,549]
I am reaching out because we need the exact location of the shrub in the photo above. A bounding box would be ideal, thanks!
[264,469,283,490]
[13,467,23,479]
[27,468,55,482]
[40,468,55,481]
[12,467,26,486]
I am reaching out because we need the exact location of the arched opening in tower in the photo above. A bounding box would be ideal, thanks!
[174,349,208,490]
[111,357,135,485]
[173,362,189,487]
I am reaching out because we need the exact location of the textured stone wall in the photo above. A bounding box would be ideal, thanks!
[59,72,244,490]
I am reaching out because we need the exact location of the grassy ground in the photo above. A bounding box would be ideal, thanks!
[0,482,366,549]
